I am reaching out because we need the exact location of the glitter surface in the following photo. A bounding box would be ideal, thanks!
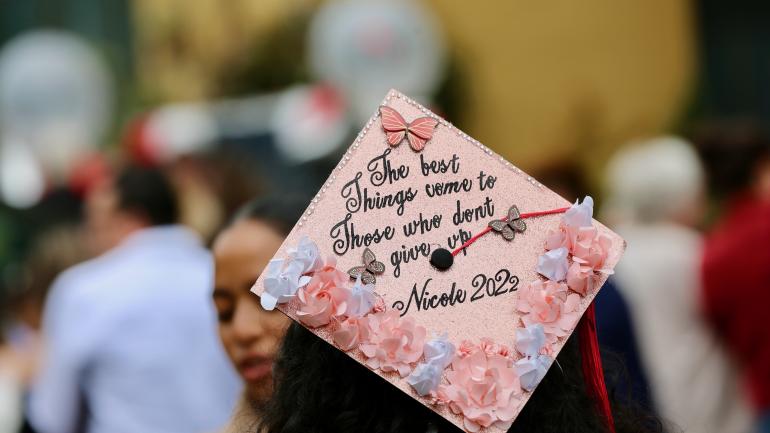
[252,90,626,432]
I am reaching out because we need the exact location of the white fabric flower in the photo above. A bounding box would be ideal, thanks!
[287,235,323,274]
[407,362,445,397]
[515,324,546,358]
[407,334,455,396]
[260,259,311,311]
[514,324,552,391]
[422,334,456,368]
[563,195,594,228]
[346,276,377,317]
[536,247,569,281]
[514,354,552,391]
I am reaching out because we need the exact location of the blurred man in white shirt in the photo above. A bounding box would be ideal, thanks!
[603,137,751,433]
[29,166,240,433]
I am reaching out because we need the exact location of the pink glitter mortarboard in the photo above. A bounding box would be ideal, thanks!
[252,90,625,433]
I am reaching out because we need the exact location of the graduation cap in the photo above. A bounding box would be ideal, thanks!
[252,90,625,432]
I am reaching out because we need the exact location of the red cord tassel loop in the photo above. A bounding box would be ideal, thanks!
[577,303,616,433]
[451,206,570,256]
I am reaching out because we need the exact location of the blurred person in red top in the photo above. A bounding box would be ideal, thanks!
[695,121,770,432]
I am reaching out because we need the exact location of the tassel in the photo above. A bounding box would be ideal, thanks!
[577,302,616,433]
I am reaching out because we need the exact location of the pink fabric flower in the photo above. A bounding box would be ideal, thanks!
[545,227,568,251]
[458,340,477,358]
[545,224,596,254]
[372,296,387,313]
[545,223,613,275]
[333,316,370,351]
[496,345,512,358]
[479,338,513,359]
[545,196,594,250]
[360,310,427,377]
[437,342,521,432]
[543,196,615,273]
[517,280,565,323]
[572,232,613,274]
[566,262,596,296]
[517,280,582,342]
[432,392,453,406]
[296,258,349,328]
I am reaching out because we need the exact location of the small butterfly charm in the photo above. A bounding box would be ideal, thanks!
[488,205,527,241]
[379,105,439,152]
[347,248,386,284]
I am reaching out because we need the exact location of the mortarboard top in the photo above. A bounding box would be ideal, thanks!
[252,90,625,433]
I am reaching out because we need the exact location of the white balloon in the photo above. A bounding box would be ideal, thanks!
[0,137,46,208]
[144,103,218,163]
[0,30,113,179]
[308,0,446,124]
[270,85,349,164]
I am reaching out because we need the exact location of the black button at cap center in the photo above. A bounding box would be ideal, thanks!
[430,248,454,270]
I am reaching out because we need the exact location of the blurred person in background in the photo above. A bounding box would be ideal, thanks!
[602,137,752,433]
[0,189,87,433]
[694,122,770,433]
[8,223,88,433]
[13,225,87,337]
[29,165,240,433]
[212,196,306,432]
[0,331,22,433]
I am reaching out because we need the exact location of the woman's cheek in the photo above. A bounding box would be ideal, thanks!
[219,325,238,364]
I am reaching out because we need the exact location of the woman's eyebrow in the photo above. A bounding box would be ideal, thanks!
[212,288,233,298]
[242,276,261,292]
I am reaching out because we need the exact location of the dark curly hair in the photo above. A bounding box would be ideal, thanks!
[251,322,667,433]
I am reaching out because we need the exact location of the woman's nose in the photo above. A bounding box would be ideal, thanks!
[231,301,264,344]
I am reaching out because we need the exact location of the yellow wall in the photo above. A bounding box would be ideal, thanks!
[426,0,695,174]
[132,0,307,101]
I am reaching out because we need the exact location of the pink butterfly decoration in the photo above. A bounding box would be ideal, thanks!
[379,106,439,152]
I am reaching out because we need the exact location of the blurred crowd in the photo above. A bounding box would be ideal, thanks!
[0,1,769,433]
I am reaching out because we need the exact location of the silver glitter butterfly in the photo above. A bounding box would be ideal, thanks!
[347,248,386,284]
[488,205,527,241]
